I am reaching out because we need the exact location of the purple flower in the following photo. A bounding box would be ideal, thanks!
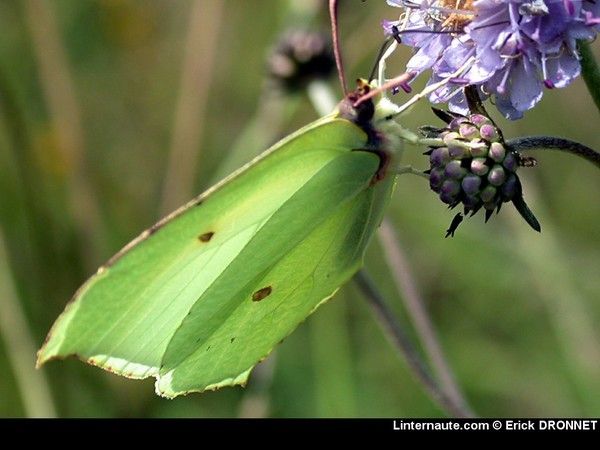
[384,0,600,119]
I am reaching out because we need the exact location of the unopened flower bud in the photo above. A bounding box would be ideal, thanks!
[479,124,498,141]
[480,185,497,203]
[488,165,507,186]
[489,142,506,162]
[430,147,450,167]
[501,174,518,200]
[447,141,469,158]
[470,158,489,176]
[429,168,444,190]
[441,179,461,197]
[459,124,479,140]
[461,175,481,196]
[469,114,491,127]
[423,109,537,234]
[503,152,517,171]
[444,160,467,179]
[443,131,461,144]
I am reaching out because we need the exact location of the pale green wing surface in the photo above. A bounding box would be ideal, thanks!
[37,117,394,396]
[157,152,394,396]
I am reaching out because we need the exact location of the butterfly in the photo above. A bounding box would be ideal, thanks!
[37,1,467,398]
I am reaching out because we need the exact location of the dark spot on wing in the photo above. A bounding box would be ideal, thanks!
[230,337,236,343]
[198,231,214,242]
[206,345,211,352]
[252,286,272,302]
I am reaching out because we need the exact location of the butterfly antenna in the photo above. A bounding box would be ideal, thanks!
[329,0,347,96]
[368,37,395,83]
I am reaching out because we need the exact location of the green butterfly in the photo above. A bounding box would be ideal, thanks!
[36,77,418,397]
[37,0,475,397]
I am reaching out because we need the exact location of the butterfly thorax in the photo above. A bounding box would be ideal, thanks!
[337,80,406,181]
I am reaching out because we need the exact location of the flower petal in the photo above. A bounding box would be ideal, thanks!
[544,51,581,88]
[509,58,543,111]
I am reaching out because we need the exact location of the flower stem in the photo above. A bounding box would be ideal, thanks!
[354,270,474,418]
[506,136,600,169]
[578,41,600,115]
[377,219,474,417]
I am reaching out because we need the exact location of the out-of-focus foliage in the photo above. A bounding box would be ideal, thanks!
[0,0,598,417]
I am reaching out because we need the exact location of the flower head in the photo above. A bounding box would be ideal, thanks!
[423,106,541,234]
[384,0,600,118]
[268,30,335,92]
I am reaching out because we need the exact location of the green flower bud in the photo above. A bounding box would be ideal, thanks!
[443,131,461,144]
[480,185,497,203]
[447,140,469,158]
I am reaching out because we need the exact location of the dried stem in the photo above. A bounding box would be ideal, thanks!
[160,0,224,214]
[354,270,474,418]
[378,219,474,417]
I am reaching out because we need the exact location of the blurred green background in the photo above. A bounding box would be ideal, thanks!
[0,0,598,418]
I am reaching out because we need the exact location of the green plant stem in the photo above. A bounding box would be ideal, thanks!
[237,354,276,418]
[24,0,105,269]
[354,270,474,418]
[0,66,63,294]
[0,229,56,417]
[310,298,358,417]
[579,41,600,116]
[506,136,600,169]
[504,181,600,413]
[160,0,224,214]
